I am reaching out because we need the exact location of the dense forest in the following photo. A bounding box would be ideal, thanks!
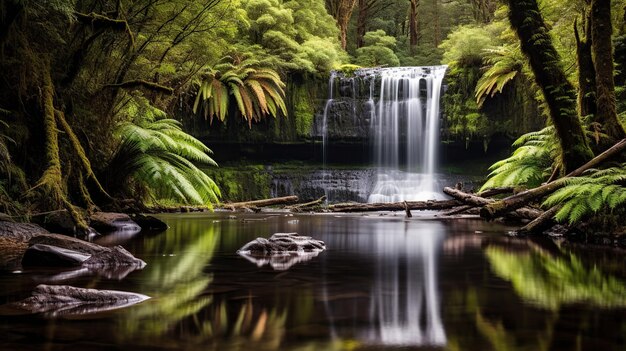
[0,0,625,234]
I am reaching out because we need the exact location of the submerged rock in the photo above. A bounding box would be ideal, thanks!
[22,244,91,267]
[22,233,146,282]
[89,212,141,232]
[129,213,168,232]
[23,234,146,269]
[237,233,325,270]
[12,284,150,316]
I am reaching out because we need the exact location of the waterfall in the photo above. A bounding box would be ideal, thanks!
[368,66,447,203]
[321,72,336,202]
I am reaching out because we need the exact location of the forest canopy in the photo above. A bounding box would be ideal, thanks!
[0,0,625,232]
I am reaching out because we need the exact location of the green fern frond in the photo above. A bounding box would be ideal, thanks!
[543,164,626,224]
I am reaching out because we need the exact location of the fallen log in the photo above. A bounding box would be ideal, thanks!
[480,138,626,220]
[329,199,461,213]
[442,205,474,216]
[516,206,559,236]
[443,187,542,220]
[224,196,299,209]
[286,196,326,211]
[477,187,515,198]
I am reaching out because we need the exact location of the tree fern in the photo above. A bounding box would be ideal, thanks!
[108,98,220,207]
[193,57,287,126]
[475,45,524,107]
[543,164,626,224]
[480,127,558,190]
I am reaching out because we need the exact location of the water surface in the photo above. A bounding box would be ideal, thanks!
[1,212,625,350]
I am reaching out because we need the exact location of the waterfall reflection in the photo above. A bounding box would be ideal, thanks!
[323,219,447,346]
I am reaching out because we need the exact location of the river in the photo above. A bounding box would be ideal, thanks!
[1,212,625,350]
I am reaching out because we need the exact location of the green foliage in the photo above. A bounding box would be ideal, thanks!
[440,25,496,66]
[475,45,523,107]
[486,245,626,310]
[110,97,220,206]
[480,127,557,190]
[355,30,400,67]
[193,57,287,127]
[543,165,626,224]
[241,0,345,74]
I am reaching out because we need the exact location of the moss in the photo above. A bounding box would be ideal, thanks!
[204,165,272,202]
[293,86,314,138]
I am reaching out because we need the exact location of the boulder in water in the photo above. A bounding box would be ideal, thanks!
[237,233,325,270]
[12,284,150,316]
[22,233,146,272]
[89,212,141,232]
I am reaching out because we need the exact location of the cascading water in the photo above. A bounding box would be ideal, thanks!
[321,72,336,201]
[368,66,447,203]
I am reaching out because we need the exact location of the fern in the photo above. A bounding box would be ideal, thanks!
[475,45,524,107]
[193,57,287,126]
[480,127,558,190]
[543,164,626,225]
[108,97,220,207]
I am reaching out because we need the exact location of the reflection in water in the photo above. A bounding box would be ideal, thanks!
[486,243,626,310]
[366,221,446,346]
[117,222,218,340]
[238,250,322,271]
[319,218,447,347]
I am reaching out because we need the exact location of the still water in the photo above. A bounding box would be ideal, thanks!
[1,212,626,350]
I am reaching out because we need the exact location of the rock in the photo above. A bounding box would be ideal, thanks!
[23,233,146,269]
[237,233,325,270]
[29,233,106,255]
[0,222,49,242]
[0,212,14,222]
[22,244,91,267]
[89,212,141,232]
[129,213,168,232]
[12,284,150,316]
[83,246,146,268]
[38,211,76,235]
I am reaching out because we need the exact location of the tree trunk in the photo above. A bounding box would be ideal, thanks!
[356,0,367,48]
[505,0,594,172]
[432,0,440,47]
[335,0,358,50]
[574,16,597,120]
[409,0,419,52]
[591,0,626,143]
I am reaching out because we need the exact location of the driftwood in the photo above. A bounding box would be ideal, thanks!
[516,206,559,236]
[443,187,542,220]
[477,187,515,198]
[329,199,461,213]
[481,138,626,220]
[404,201,412,217]
[442,205,474,216]
[286,196,326,211]
[224,196,299,209]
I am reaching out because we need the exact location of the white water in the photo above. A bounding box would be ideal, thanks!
[321,72,336,202]
[368,66,447,203]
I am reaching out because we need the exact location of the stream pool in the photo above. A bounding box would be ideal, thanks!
[1,212,625,350]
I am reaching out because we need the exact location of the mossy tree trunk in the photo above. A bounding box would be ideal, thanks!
[504,0,594,173]
[591,0,626,143]
[574,14,597,120]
